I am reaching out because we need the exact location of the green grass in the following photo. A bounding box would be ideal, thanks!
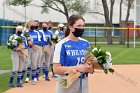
[91,45,140,64]
[0,73,11,93]
[0,46,12,70]
[0,44,140,92]
[0,45,140,69]
[83,36,140,42]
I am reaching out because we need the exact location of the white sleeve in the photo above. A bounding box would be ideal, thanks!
[53,41,63,64]
[53,38,67,64]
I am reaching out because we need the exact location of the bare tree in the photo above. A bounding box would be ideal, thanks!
[119,0,134,44]
[101,0,115,45]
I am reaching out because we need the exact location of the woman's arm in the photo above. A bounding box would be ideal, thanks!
[53,63,93,75]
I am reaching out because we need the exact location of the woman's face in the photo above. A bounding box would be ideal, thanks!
[70,19,85,32]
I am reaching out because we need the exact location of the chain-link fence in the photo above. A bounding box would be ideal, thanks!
[0,24,140,47]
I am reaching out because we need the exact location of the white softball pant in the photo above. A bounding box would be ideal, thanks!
[11,50,24,72]
[28,48,38,70]
[55,77,89,93]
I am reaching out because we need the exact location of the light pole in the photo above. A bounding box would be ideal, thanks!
[24,0,26,23]
[3,0,5,26]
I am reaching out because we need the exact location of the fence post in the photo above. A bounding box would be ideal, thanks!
[127,28,130,48]
[95,26,97,47]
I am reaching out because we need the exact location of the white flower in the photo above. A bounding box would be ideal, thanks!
[57,38,61,42]
[13,34,19,39]
[92,48,98,52]
[12,40,18,46]
[106,52,111,58]
[7,42,11,46]
[52,34,57,39]
[9,36,13,41]
[103,60,112,69]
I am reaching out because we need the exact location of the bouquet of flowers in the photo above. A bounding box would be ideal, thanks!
[7,34,23,49]
[23,31,31,40]
[23,31,39,51]
[51,33,63,44]
[59,46,114,88]
[7,34,27,60]
[86,46,114,74]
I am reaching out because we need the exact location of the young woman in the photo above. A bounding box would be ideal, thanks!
[40,22,53,81]
[8,26,28,87]
[53,15,94,93]
[24,20,41,85]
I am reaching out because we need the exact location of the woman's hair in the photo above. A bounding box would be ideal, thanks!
[64,14,85,37]
[42,22,48,26]
[25,19,34,30]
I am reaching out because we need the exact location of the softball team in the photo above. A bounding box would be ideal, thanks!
[8,15,94,93]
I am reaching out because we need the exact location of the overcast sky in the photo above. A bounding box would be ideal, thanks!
[0,0,134,23]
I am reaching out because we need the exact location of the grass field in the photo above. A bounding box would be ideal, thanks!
[0,44,140,93]
[0,46,12,70]
[83,36,140,42]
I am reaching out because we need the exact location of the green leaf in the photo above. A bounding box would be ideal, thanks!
[87,47,92,52]
[108,68,115,73]
[104,69,108,74]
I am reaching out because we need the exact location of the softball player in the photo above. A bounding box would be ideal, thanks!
[53,15,94,93]
[24,21,41,85]
[21,21,30,82]
[34,20,44,81]
[9,26,28,87]
[47,21,57,78]
[50,23,65,78]
[40,22,53,81]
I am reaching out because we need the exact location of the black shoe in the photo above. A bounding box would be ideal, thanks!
[37,77,39,81]
[52,75,59,78]
[17,83,23,87]
[9,83,15,87]
[45,77,50,81]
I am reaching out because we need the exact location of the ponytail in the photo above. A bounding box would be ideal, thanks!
[64,26,70,37]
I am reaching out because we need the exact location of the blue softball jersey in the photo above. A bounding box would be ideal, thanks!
[27,30,42,45]
[53,38,90,66]
[40,29,53,46]
[16,34,28,48]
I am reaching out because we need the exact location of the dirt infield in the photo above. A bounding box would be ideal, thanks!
[5,65,140,93]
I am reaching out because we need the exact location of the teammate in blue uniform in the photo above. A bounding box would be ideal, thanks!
[34,20,44,81]
[40,22,53,81]
[8,26,28,87]
[53,15,94,93]
[46,21,56,77]
[24,20,41,85]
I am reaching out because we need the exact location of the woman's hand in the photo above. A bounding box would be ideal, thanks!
[64,67,77,75]
[28,41,33,46]
[76,64,91,73]
[85,62,95,74]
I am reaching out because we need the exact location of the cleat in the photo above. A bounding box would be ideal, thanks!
[34,78,38,82]
[52,74,59,78]
[37,77,39,81]
[17,83,23,87]
[43,74,45,78]
[25,77,29,83]
[9,83,15,87]
[45,77,50,81]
